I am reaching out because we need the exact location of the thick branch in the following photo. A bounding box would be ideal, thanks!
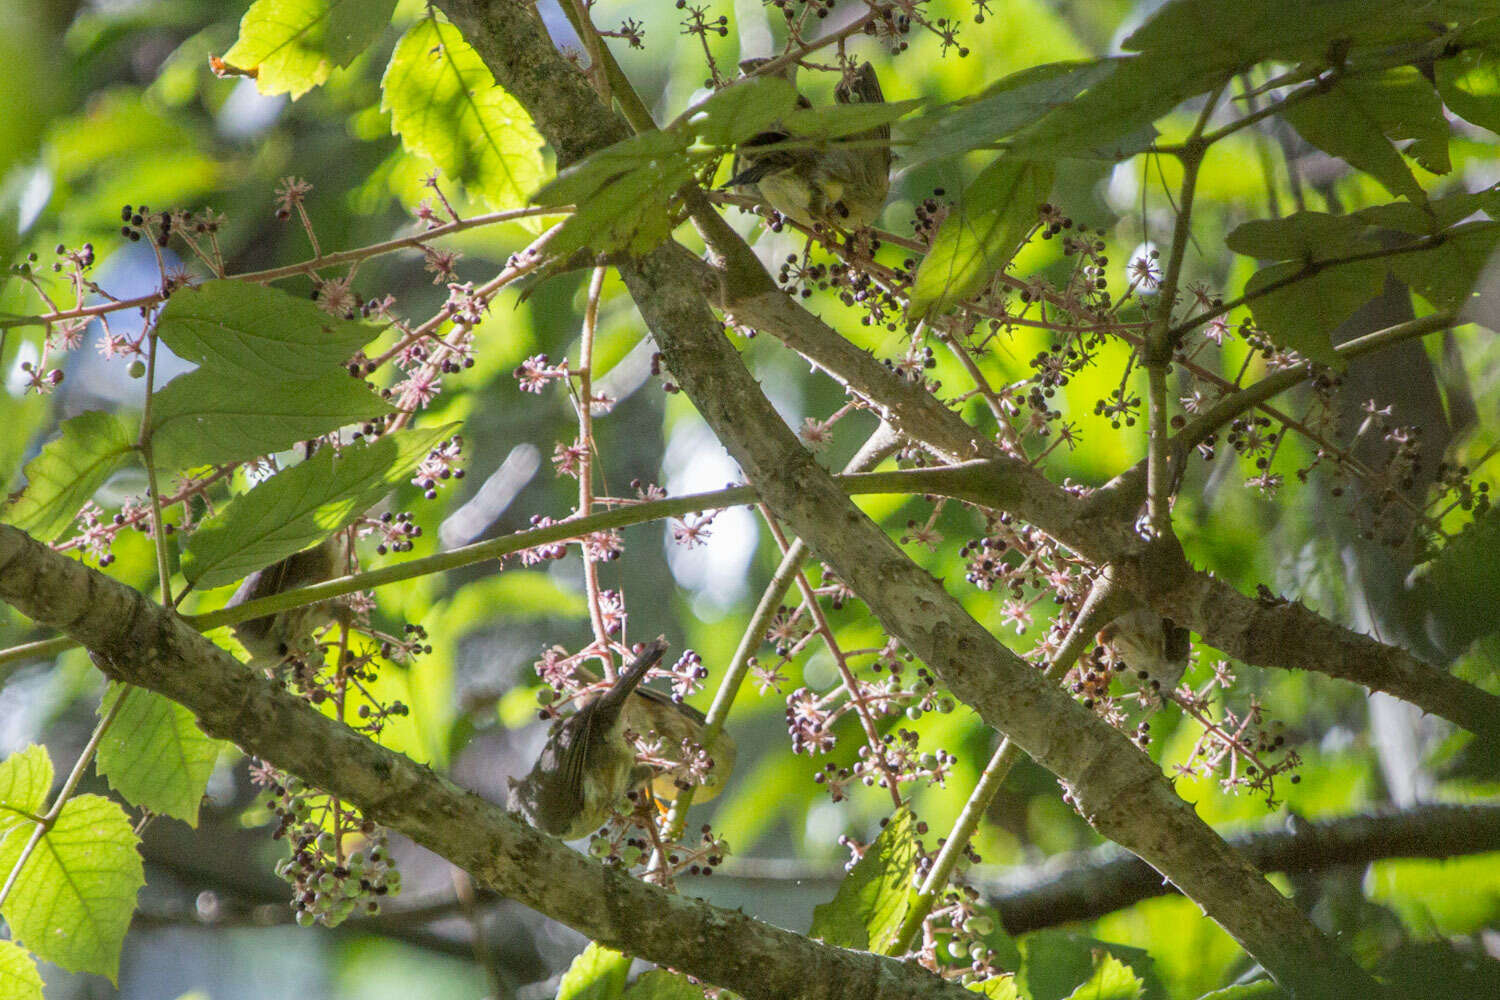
[989,802,1500,934]
[0,524,970,1000]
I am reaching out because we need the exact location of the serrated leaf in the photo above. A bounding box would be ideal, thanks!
[95,684,225,827]
[1018,931,1157,1000]
[182,424,455,588]
[809,804,918,953]
[1121,0,1421,68]
[0,941,43,1000]
[1225,211,1374,261]
[1350,183,1500,233]
[221,0,397,99]
[157,280,384,382]
[689,75,797,147]
[1282,68,1448,201]
[901,60,1116,166]
[909,159,1055,319]
[532,130,688,208]
[381,16,545,210]
[0,793,143,982]
[556,941,630,1000]
[146,366,395,470]
[544,157,695,260]
[2,411,134,542]
[621,969,706,1000]
[0,745,53,833]
[1243,258,1387,366]
[967,974,1021,999]
[1063,954,1143,1000]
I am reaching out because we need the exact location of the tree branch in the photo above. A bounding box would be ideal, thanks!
[0,523,973,1000]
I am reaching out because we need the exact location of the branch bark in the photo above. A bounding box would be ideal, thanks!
[0,524,971,1000]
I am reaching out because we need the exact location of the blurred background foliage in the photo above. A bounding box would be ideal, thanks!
[1,0,1499,997]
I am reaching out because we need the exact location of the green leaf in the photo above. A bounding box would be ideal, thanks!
[781,97,923,140]
[900,60,1116,166]
[1225,211,1374,261]
[621,969,708,1000]
[688,75,797,146]
[1,411,135,542]
[544,156,695,260]
[157,280,385,382]
[0,941,43,1000]
[1408,505,1500,651]
[1350,183,1500,233]
[532,130,689,208]
[1389,220,1500,314]
[146,366,395,470]
[1242,258,1387,366]
[967,974,1022,999]
[809,804,918,953]
[1437,43,1500,134]
[1122,0,1423,67]
[221,0,398,99]
[183,424,454,588]
[1063,954,1143,1000]
[909,159,1055,319]
[0,745,53,833]
[1282,68,1448,201]
[556,941,631,1000]
[0,793,144,982]
[95,684,225,827]
[381,16,546,210]
[1018,932,1157,1000]
[1192,983,1287,999]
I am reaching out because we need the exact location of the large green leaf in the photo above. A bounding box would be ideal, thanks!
[1063,954,1144,1000]
[555,941,630,1000]
[1281,68,1449,201]
[221,0,397,99]
[0,793,143,983]
[1,410,134,542]
[1388,220,1500,315]
[1225,211,1375,261]
[1437,41,1500,134]
[780,97,922,140]
[1243,258,1387,365]
[1018,931,1159,1000]
[532,130,690,208]
[0,744,53,834]
[0,940,42,1000]
[688,75,797,147]
[1350,183,1500,233]
[146,366,395,470]
[1122,0,1426,68]
[900,60,1116,166]
[95,684,225,827]
[909,159,1055,319]
[182,424,455,588]
[542,156,695,260]
[808,804,918,953]
[382,16,546,210]
[157,280,384,382]
[621,970,708,1000]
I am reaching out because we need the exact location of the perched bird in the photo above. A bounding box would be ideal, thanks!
[726,60,891,230]
[227,534,348,669]
[507,638,737,838]
[507,638,667,839]
[1096,607,1192,708]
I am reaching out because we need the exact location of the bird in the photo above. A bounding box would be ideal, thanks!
[227,534,349,669]
[725,60,891,231]
[1096,607,1192,708]
[506,638,736,838]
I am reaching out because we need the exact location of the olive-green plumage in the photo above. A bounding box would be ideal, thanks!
[506,638,668,839]
[727,61,891,230]
[228,535,347,669]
